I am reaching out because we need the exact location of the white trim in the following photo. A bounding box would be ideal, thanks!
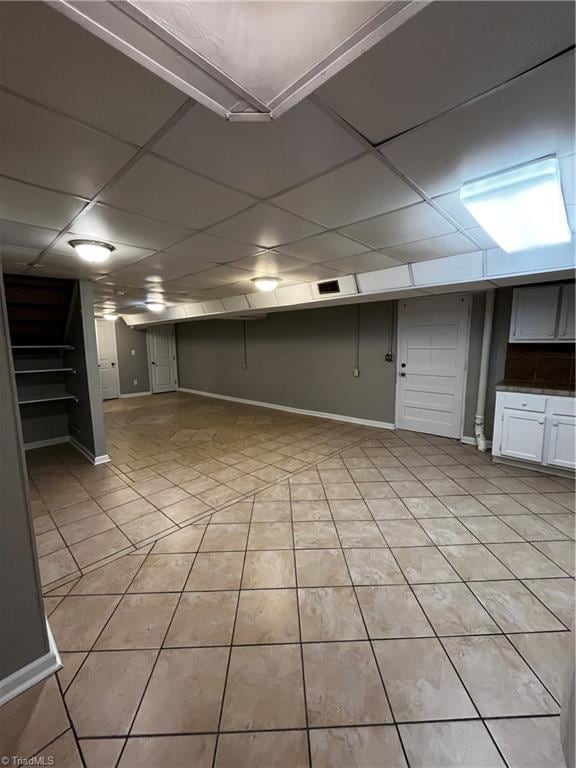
[178,387,396,430]
[69,436,110,465]
[460,436,493,448]
[119,391,152,398]
[0,619,62,706]
[493,455,575,479]
[24,436,70,451]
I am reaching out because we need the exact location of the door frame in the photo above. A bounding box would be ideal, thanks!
[394,293,472,439]
[146,324,178,394]
[95,317,120,400]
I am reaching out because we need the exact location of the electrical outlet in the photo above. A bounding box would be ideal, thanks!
[353,368,360,377]
[385,353,393,362]
[131,349,136,356]
[133,379,138,386]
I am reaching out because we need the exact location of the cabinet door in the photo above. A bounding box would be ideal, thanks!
[546,417,576,469]
[500,411,545,462]
[510,285,560,342]
[557,285,575,341]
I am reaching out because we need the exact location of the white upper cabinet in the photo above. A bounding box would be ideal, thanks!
[509,283,574,342]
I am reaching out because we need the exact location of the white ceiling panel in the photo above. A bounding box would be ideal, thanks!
[323,251,402,274]
[340,202,455,249]
[0,220,59,251]
[166,232,261,263]
[277,232,368,263]
[0,93,136,198]
[103,253,215,287]
[188,265,254,286]
[280,264,344,283]
[382,232,479,263]
[0,2,187,146]
[431,191,480,230]
[465,227,498,250]
[560,154,576,206]
[0,178,87,231]
[316,1,575,143]
[0,245,41,272]
[208,204,323,248]
[100,155,254,229]
[230,251,308,275]
[273,155,420,227]
[382,52,576,197]
[153,100,363,197]
[69,204,192,251]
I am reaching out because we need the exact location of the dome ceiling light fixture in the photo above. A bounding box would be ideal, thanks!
[69,239,115,263]
[252,275,281,292]
[52,1,428,121]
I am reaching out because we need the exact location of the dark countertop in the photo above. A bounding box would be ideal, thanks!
[496,380,575,397]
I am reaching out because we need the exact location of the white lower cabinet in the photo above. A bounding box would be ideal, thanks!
[493,392,575,471]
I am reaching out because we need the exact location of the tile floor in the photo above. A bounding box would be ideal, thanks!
[2,392,574,767]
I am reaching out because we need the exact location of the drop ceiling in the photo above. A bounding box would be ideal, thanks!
[0,1,574,318]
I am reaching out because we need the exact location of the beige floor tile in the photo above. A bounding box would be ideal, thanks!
[310,725,407,768]
[459,516,523,543]
[120,510,175,544]
[70,528,133,568]
[50,594,121,651]
[512,493,570,515]
[70,555,145,595]
[79,738,125,768]
[59,513,116,547]
[293,521,340,548]
[474,494,529,515]
[335,520,386,547]
[251,501,291,522]
[242,549,295,588]
[403,497,452,518]
[418,518,479,545]
[344,548,405,585]
[299,586,366,641]
[414,583,499,636]
[36,529,66,557]
[290,483,327,501]
[399,721,505,768]
[522,578,575,628]
[377,520,432,547]
[128,554,193,592]
[38,728,83,766]
[487,543,567,578]
[500,514,569,541]
[328,499,371,521]
[440,544,515,580]
[210,501,253,524]
[357,585,433,639]
[469,581,566,633]
[51,499,103,528]
[440,495,491,516]
[197,483,243,507]
[533,540,575,575]
[367,498,412,519]
[66,650,157,736]
[303,641,392,727]
[295,548,351,586]
[221,644,306,730]
[132,477,174,497]
[186,551,244,591]
[119,735,216,768]
[57,652,88,692]
[133,647,228,734]
[152,526,206,553]
[486,717,565,768]
[420,479,464,496]
[0,676,69,759]
[389,481,432,498]
[166,591,238,647]
[508,631,574,701]
[162,497,212,524]
[544,513,575,538]
[200,523,249,551]
[96,488,140,511]
[146,486,190,509]
[324,483,362,500]
[38,548,79,587]
[443,635,559,716]
[216,730,308,768]
[248,522,294,549]
[106,498,156,526]
[291,500,332,521]
[392,547,460,584]
[234,589,299,644]
[95,593,178,649]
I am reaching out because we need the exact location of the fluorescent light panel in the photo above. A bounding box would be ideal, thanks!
[460,157,571,253]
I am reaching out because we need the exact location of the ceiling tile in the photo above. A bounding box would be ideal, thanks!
[280,264,344,283]
[340,202,455,249]
[0,245,41,272]
[0,178,87,231]
[188,265,253,286]
[382,232,479,263]
[69,204,192,251]
[431,191,480,230]
[100,155,254,229]
[273,155,420,227]
[0,93,135,198]
[107,251,216,286]
[277,232,367,263]
[0,2,187,145]
[0,220,59,251]
[560,154,576,206]
[382,52,575,197]
[230,251,308,274]
[166,232,261,262]
[153,100,363,197]
[323,251,403,274]
[316,1,575,143]
[465,227,498,249]
[198,284,254,300]
[208,204,323,248]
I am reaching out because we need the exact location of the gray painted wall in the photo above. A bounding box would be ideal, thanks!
[115,318,150,395]
[0,270,49,680]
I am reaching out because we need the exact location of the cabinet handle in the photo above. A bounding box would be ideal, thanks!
[521,401,527,406]
[552,422,559,427]
[539,420,545,425]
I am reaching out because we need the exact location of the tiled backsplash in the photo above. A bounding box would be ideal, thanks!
[505,343,575,389]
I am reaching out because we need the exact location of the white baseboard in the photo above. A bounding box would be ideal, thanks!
[119,391,152,398]
[24,436,70,450]
[69,437,110,465]
[178,387,396,430]
[460,436,493,447]
[0,619,62,706]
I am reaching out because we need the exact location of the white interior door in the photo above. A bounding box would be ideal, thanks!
[147,325,178,393]
[95,318,120,400]
[396,295,471,438]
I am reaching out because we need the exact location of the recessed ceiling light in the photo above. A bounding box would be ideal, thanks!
[252,276,281,291]
[103,313,118,321]
[460,156,571,253]
[146,301,165,312]
[69,239,115,263]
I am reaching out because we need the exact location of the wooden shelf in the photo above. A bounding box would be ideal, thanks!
[18,394,78,405]
[15,368,76,374]
[12,345,74,350]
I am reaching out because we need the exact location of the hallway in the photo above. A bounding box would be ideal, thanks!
[2,393,574,766]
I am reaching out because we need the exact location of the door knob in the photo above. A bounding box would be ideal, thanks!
[399,372,406,377]
[151,361,157,365]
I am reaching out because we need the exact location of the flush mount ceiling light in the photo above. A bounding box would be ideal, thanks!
[146,301,165,312]
[52,1,427,120]
[252,276,281,292]
[69,239,115,263]
[460,157,571,253]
